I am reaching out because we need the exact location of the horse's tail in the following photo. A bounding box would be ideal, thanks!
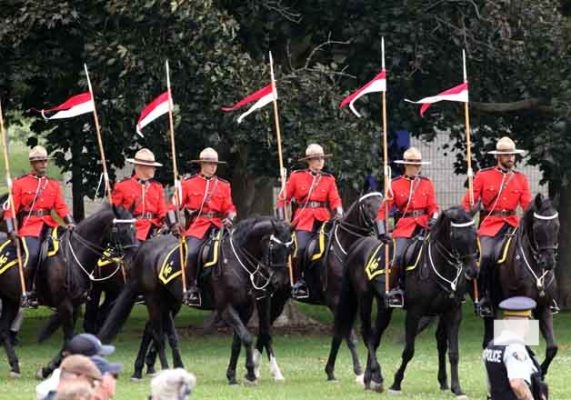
[97,280,137,342]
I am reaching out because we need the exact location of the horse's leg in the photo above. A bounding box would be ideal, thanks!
[389,311,421,393]
[256,295,285,382]
[145,341,158,375]
[360,293,383,392]
[83,284,102,334]
[132,320,153,380]
[538,306,558,377]
[445,306,465,397]
[435,317,448,390]
[222,306,256,384]
[165,310,184,369]
[0,299,21,377]
[226,332,241,385]
[482,315,495,349]
[346,329,363,382]
[145,293,169,371]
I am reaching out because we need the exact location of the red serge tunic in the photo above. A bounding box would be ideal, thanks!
[180,175,236,239]
[462,167,531,237]
[277,169,342,232]
[377,176,439,238]
[4,174,71,237]
[112,176,166,241]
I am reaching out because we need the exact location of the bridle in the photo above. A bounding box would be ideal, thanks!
[518,210,559,294]
[428,217,477,294]
[335,192,382,255]
[228,230,294,292]
[66,218,137,282]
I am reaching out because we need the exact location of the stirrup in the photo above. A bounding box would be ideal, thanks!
[183,288,202,307]
[292,281,309,300]
[385,288,404,308]
[21,292,39,309]
[550,300,560,315]
[475,300,493,318]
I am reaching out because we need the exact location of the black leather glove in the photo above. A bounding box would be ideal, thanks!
[376,220,391,243]
[8,230,19,244]
[222,218,233,229]
[64,215,76,231]
[276,208,286,221]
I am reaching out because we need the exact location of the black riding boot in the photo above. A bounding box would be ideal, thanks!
[22,265,39,309]
[476,268,493,318]
[184,262,201,307]
[291,257,309,300]
[386,265,404,308]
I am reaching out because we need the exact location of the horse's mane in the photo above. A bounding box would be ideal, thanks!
[233,215,287,248]
[432,206,473,238]
[81,203,131,224]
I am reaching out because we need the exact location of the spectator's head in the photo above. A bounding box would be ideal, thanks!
[64,333,115,357]
[150,368,196,400]
[59,355,102,388]
[54,381,93,400]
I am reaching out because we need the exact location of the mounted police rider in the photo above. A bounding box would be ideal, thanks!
[276,143,343,300]
[462,137,534,316]
[376,147,440,307]
[174,147,236,307]
[112,148,168,243]
[483,296,547,400]
[3,145,75,307]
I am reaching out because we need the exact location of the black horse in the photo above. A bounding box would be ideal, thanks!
[98,216,293,384]
[251,192,382,382]
[32,204,137,378]
[325,206,478,396]
[483,193,560,377]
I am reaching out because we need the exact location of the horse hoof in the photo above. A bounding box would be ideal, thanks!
[228,379,239,386]
[35,368,46,380]
[243,378,258,386]
[273,373,285,382]
[388,388,402,396]
[370,381,384,393]
[9,371,21,379]
[355,373,365,386]
[146,367,156,375]
[455,394,468,400]
[130,376,143,382]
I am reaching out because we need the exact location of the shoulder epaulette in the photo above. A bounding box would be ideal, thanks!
[418,176,431,181]
[216,176,230,184]
[290,169,306,175]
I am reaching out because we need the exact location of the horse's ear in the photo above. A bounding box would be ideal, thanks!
[112,202,119,218]
[534,193,544,210]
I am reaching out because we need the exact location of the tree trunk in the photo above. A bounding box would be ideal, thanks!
[555,183,571,309]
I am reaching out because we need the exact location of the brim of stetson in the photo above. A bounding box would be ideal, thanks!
[29,157,51,162]
[394,160,431,165]
[298,153,333,162]
[488,149,526,155]
[189,159,227,164]
[126,158,163,167]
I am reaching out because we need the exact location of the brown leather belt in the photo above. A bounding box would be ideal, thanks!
[399,210,426,218]
[305,201,328,208]
[135,212,158,220]
[20,209,50,217]
[201,212,225,219]
[484,209,516,217]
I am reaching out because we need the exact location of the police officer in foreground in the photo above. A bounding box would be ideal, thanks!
[3,145,75,307]
[483,296,548,400]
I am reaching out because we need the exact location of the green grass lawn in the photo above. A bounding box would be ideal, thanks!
[1,303,570,399]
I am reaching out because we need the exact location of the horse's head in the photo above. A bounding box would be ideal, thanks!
[341,192,383,235]
[523,193,559,270]
[232,216,293,288]
[434,206,479,280]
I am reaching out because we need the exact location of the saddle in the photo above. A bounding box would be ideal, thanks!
[401,235,426,271]
[158,230,223,285]
[301,222,333,266]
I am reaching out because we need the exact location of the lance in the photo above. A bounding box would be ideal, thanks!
[379,38,394,299]
[0,101,28,297]
[461,50,480,305]
[268,51,294,285]
[84,64,112,202]
[165,61,189,297]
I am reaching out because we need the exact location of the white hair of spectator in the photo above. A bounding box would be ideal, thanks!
[150,368,196,400]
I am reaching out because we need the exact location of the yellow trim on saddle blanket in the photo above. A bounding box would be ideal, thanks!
[310,224,327,261]
[203,230,222,268]
[47,228,60,257]
[0,238,30,275]
[365,243,389,281]
[97,247,124,268]
[159,240,188,285]
[404,234,427,272]
[497,230,516,265]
